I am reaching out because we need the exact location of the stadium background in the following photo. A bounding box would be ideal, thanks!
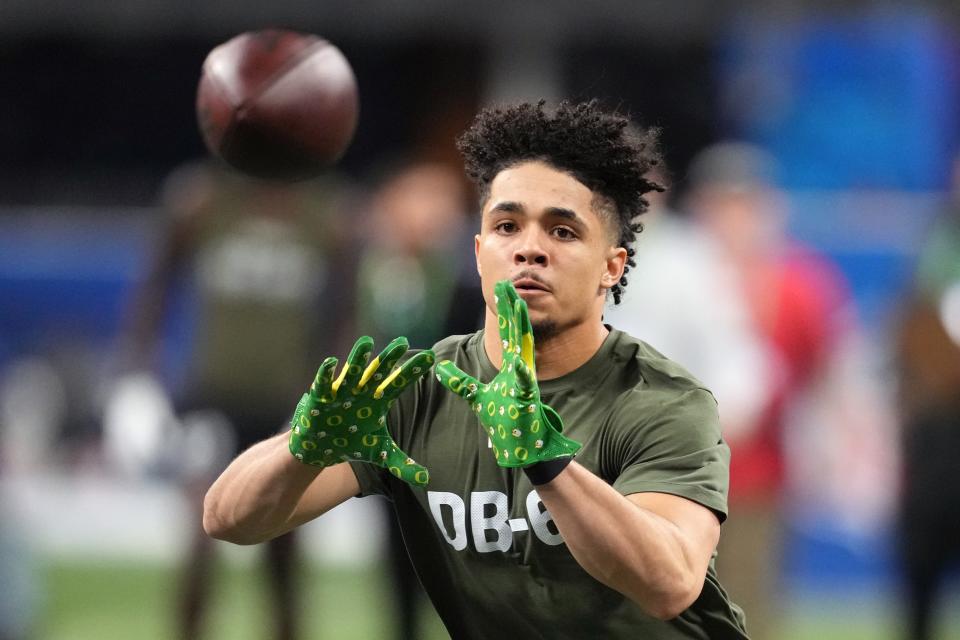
[1,1,959,638]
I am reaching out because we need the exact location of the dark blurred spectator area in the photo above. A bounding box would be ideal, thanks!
[1,4,955,198]
[0,34,719,206]
[0,35,486,204]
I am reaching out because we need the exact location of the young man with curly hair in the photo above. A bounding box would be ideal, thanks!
[203,100,749,639]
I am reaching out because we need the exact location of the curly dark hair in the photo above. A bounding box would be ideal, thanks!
[456,99,663,304]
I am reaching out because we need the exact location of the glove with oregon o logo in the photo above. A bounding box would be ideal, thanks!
[289,336,434,487]
[435,280,581,483]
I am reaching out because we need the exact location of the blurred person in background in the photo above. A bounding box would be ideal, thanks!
[604,165,774,454]
[118,160,356,640]
[689,144,851,638]
[356,159,479,350]
[894,155,960,640]
[354,158,479,639]
[641,142,848,637]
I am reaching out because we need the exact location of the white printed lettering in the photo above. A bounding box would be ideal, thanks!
[427,491,468,550]
[508,518,529,533]
[527,490,564,545]
[427,489,564,552]
[470,491,512,552]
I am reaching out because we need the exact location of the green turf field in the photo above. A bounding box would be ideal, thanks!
[37,558,447,640]
[34,559,960,639]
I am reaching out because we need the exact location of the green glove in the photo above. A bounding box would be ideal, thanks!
[289,336,434,487]
[435,280,581,478]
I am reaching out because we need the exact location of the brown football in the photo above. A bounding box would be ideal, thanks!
[196,29,358,180]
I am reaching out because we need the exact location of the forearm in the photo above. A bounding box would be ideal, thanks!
[535,462,705,619]
[202,432,324,545]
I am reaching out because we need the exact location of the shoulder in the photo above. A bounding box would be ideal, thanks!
[429,331,483,362]
[605,330,720,431]
[598,334,730,516]
[608,329,710,394]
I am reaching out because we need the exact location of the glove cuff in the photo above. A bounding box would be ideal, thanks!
[523,455,574,485]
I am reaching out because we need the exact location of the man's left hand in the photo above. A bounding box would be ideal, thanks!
[435,280,581,473]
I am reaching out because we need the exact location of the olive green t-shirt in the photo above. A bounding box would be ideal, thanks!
[351,329,748,639]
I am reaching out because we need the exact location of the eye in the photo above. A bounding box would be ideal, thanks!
[494,220,518,234]
[551,226,578,241]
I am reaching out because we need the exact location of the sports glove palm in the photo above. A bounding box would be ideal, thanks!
[435,280,581,477]
[289,336,434,487]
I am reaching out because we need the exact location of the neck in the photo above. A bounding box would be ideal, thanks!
[482,310,610,381]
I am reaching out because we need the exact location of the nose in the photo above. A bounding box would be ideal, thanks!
[513,229,549,266]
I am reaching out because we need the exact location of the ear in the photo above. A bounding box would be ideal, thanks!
[600,246,628,291]
[474,233,482,276]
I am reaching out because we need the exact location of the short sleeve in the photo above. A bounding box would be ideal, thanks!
[611,388,731,522]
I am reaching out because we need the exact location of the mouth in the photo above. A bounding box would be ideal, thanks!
[512,277,550,294]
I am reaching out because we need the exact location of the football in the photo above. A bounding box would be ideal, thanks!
[196,28,359,181]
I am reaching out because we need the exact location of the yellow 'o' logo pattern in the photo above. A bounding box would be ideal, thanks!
[389,466,402,478]
[357,407,372,419]
[448,376,462,393]
[348,364,361,375]
[514,447,528,461]
[531,420,540,433]
[414,470,428,484]
[391,375,406,387]
[498,315,507,329]
[487,402,496,416]
[508,405,519,419]
[326,415,343,426]
[301,440,317,450]
[362,434,379,447]
[299,415,310,428]
[333,437,348,447]
[497,424,507,439]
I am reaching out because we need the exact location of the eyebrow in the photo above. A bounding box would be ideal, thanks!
[487,201,586,226]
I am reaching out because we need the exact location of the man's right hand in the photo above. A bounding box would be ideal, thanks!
[289,336,434,487]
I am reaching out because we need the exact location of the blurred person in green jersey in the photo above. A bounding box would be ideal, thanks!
[120,160,356,640]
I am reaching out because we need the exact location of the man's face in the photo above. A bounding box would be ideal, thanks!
[474,160,626,340]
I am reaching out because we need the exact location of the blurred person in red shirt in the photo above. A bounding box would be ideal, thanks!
[605,166,774,452]
[685,143,849,637]
[608,141,854,636]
